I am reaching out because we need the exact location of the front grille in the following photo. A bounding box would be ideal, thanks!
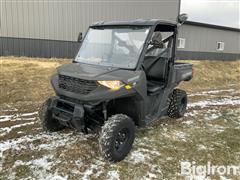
[58,74,98,95]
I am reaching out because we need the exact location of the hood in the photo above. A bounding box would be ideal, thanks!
[57,62,142,83]
[57,63,119,79]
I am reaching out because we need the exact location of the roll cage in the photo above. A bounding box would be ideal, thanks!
[76,19,178,71]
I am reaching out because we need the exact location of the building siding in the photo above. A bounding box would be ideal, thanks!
[176,51,240,60]
[1,0,180,41]
[177,24,240,54]
[1,0,239,60]
[0,36,80,58]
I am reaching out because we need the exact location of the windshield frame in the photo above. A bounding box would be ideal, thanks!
[74,25,151,69]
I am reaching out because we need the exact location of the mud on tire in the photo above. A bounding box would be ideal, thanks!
[38,98,65,132]
[167,89,187,118]
[99,114,135,162]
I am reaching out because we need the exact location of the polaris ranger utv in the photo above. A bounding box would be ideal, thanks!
[39,14,193,162]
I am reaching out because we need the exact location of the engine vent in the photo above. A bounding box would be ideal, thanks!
[58,74,98,95]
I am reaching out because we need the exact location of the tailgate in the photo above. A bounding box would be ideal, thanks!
[174,63,193,82]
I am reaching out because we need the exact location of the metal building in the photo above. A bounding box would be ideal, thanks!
[0,0,239,60]
[177,21,240,60]
[0,0,180,58]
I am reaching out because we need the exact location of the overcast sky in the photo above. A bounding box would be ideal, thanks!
[181,0,240,28]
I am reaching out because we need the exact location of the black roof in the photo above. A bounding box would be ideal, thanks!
[90,19,240,32]
[185,21,240,32]
[91,19,177,27]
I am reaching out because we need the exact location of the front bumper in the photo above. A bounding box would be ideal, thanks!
[48,96,84,131]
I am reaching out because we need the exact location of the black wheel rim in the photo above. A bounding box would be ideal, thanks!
[179,97,187,113]
[114,128,129,152]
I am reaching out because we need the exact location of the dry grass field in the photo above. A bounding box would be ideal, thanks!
[0,56,240,179]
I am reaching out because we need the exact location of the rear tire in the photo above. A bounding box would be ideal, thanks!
[39,98,65,132]
[99,114,135,162]
[167,89,187,118]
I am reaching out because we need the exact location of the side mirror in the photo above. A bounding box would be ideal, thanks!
[178,13,188,24]
[77,32,82,42]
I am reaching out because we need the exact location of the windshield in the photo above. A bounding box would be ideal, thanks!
[75,26,150,69]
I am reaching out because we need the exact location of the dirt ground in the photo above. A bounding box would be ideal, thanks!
[0,56,240,180]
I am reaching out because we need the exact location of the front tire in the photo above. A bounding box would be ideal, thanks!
[39,98,65,132]
[167,89,187,118]
[99,114,135,162]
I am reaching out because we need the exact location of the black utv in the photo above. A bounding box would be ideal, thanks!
[39,14,193,162]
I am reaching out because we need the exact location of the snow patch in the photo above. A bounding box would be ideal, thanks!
[185,110,198,117]
[197,144,207,151]
[145,172,157,180]
[208,124,225,132]
[13,155,68,180]
[142,165,163,180]
[204,112,222,121]
[20,112,38,117]
[128,150,147,164]
[0,132,85,152]
[189,89,235,97]
[0,132,87,170]
[127,147,160,164]
[173,131,188,142]
[0,111,37,122]
[107,170,120,180]
[182,120,194,126]
[0,107,18,112]
[81,160,105,180]
[1,132,92,179]
[188,97,240,108]
[0,115,14,122]
[82,164,97,180]
[0,122,35,134]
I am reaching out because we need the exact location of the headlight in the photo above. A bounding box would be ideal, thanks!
[97,80,124,90]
